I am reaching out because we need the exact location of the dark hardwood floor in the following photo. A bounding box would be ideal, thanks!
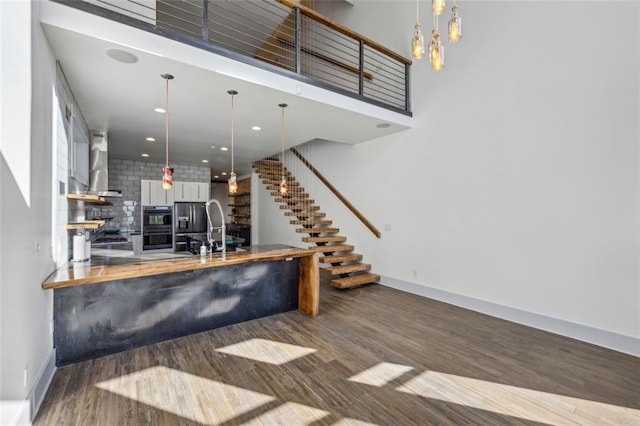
[35,280,640,425]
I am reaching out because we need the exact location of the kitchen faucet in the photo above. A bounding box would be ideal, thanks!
[205,198,226,260]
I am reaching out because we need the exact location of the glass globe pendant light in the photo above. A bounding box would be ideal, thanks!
[227,90,238,195]
[161,73,174,190]
[448,3,462,43]
[432,0,446,16]
[429,14,445,71]
[411,0,425,60]
[279,103,288,196]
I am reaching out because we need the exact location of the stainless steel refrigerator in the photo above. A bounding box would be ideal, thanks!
[173,202,207,252]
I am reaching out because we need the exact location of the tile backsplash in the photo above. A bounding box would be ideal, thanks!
[101,159,211,237]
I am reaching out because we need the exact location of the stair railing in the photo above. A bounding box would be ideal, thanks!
[289,147,381,239]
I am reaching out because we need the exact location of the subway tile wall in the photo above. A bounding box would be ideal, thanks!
[103,159,211,237]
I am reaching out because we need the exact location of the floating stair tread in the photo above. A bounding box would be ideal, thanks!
[271,192,310,198]
[284,212,326,217]
[281,205,320,211]
[323,263,371,275]
[275,198,315,203]
[290,220,333,225]
[263,180,300,186]
[303,236,347,243]
[308,244,354,253]
[297,228,340,234]
[331,273,380,289]
[319,253,363,263]
[267,186,306,192]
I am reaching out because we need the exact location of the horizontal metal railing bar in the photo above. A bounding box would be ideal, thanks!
[90,0,154,21]
[365,71,405,91]
[210,0,289,25]
[155,13,201,33]
[209,3,289,32]
[158,1,203,19]
[157,19,202,39]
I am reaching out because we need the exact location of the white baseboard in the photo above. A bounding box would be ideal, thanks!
[28,349,56,422]
[0,401,30,425]
[379,276,640,357]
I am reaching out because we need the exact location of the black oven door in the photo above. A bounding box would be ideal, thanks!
[143,231,173,250]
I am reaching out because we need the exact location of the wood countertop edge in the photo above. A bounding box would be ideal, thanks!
[43,248,317,290]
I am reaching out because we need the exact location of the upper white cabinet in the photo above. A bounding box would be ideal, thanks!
[174,181,210,202]
[141,179,174,206]
[141,180,209,205]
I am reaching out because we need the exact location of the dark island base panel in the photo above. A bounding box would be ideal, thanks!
[54,259,300,366]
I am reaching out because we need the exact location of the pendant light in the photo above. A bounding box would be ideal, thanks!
[429,15,445,71]
[411,0,425,60]
[278,103,288,195]
[432,0,446,16]
[448,2,462,43]
[161,73,174,190]
[227,90,238,195]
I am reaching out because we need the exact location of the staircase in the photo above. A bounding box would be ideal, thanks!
[253,159,380,289]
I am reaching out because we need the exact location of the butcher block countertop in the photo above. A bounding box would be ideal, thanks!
[42,244,318,290]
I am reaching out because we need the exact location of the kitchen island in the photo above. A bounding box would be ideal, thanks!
[43,245,319,365]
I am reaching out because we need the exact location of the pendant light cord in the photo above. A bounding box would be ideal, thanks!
[165,77,169,168]
[278,103,288,170]
[230,93,235,174]
[416,0,419,22]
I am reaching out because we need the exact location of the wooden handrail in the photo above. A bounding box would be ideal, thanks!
[276,38,373,80]
[276,0,412,66]
[290,148,381,239]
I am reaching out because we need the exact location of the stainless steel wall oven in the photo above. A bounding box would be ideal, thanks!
[142,206,173,250]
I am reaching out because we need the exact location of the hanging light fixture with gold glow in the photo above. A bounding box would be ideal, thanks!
[227,90,238,195]
[278,103,288,195]
[448,1,462,43]
[432,0,446,16]
[429,14,445,71]
[411,0,425,60]
[161,73,174,190]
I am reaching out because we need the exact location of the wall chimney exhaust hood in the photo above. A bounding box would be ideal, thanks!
[88,131,122,197]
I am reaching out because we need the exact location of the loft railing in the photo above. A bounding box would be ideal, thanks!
[54,0,412,115]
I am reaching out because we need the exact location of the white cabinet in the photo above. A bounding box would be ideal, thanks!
[173,181,210,202]
[142,180,208,205]
[196,182,210,202]
[141,179,174,206]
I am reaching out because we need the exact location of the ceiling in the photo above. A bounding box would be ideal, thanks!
[42,23,410,178]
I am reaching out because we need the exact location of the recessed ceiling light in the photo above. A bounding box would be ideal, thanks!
[202,159,209,163]
[213,175,219,179]
[105,48,139,64]
[376,123,391,129]
[154,107,166,113]
[251,126,261,131]
[146,137,155,142]
[141,153,149,157]
[210,145,216,149]
[220,147,228,151]
[222,172,228,176]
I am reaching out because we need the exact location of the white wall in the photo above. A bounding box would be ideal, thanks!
[278,2,639,348]
[1,0,56,418]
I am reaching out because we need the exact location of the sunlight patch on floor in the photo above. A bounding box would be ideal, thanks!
[348,362,414,387]
[216,338,317,365]
[396,370,640,425]
[95,366,274,424]
[242,401,330,425]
